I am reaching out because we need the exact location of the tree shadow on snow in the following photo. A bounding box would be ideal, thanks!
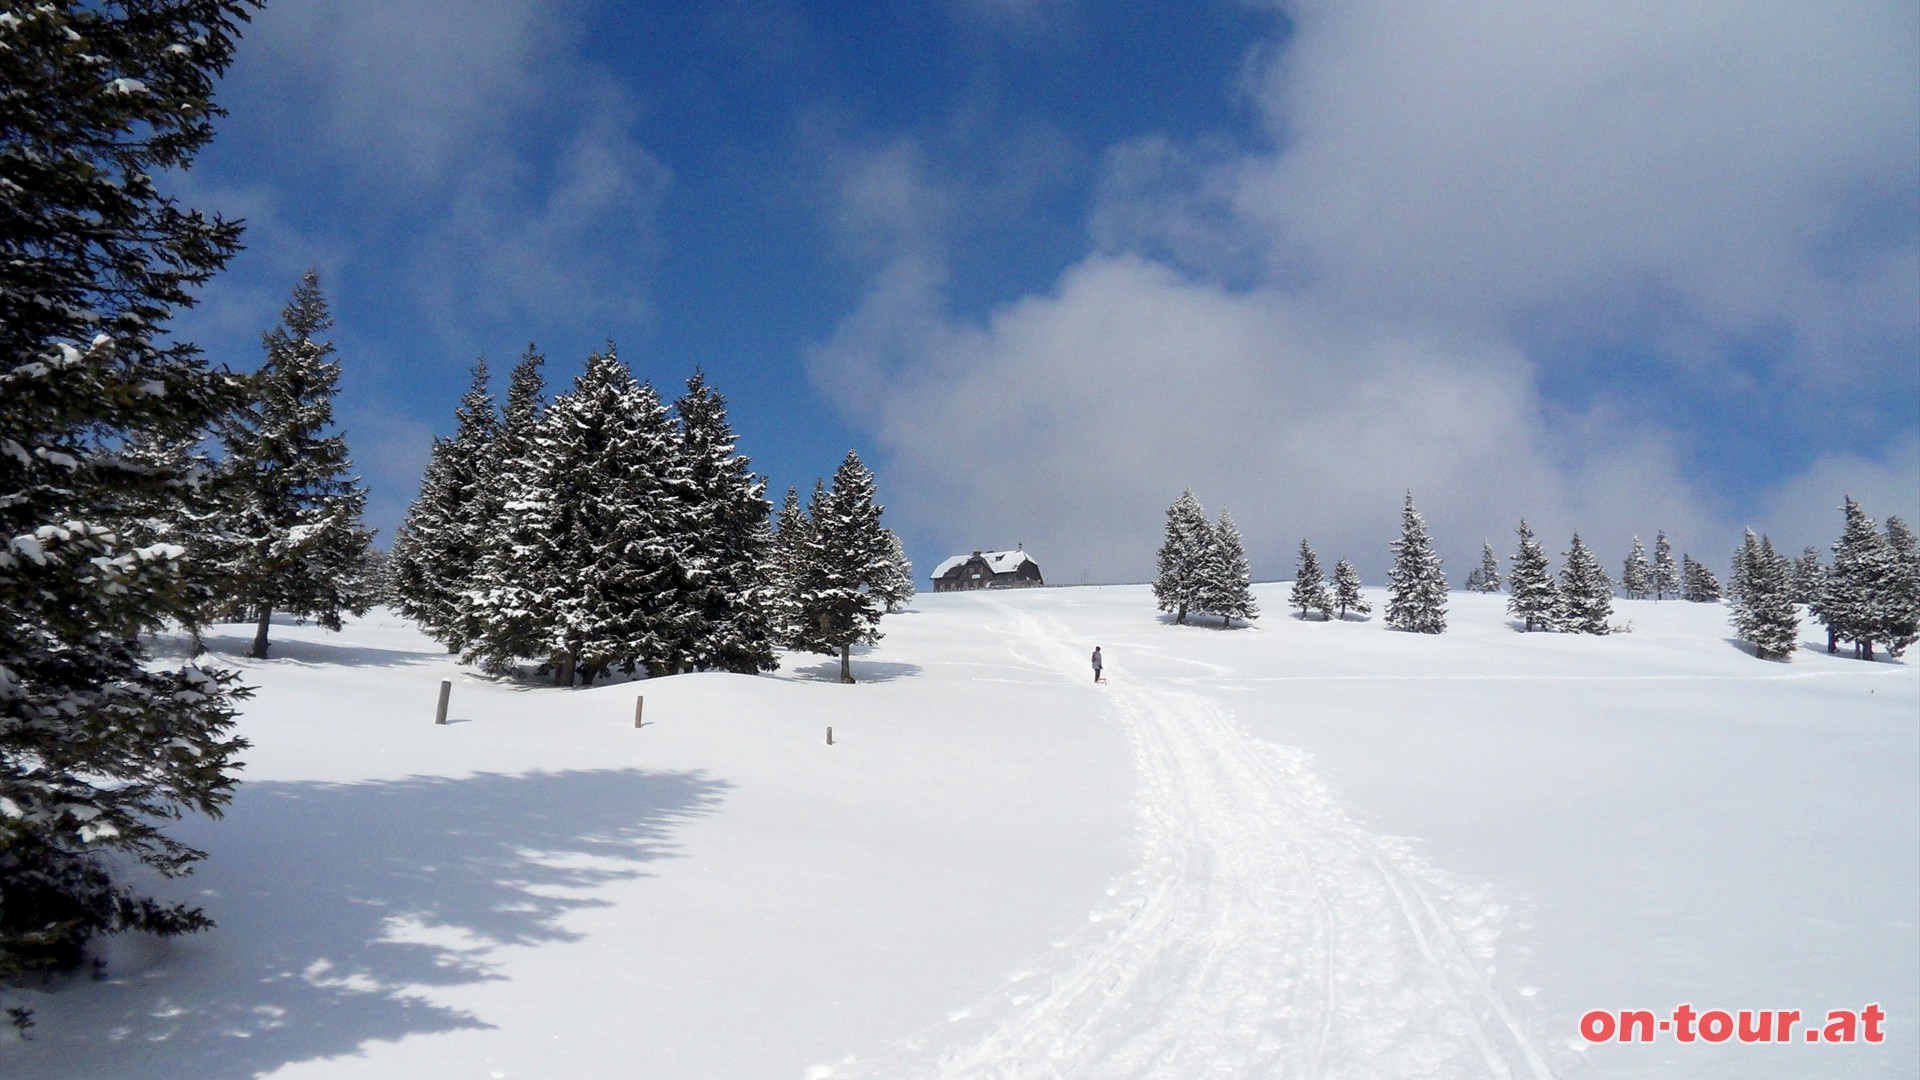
[17,768,728,1080]
[789,657,923,683]
[190,633,446,669]
[1152,613,1253,631]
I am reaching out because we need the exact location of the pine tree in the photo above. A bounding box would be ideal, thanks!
[215,270,376,658]
[1506,519,1559,632]
[391,358,499,649]
[1555,533,1613,634]
[1681,554,1721,603]
[1651,530,1679,600]
[0,0,257,978]
[1289,539,1332,620]
[448,346,544,654]
[1332,558,1370,619]
[1789,546,1825,606]
[1385,492,1448,633]
[1882,516,1920,658]
[1620,536,1652,600]
[790,451,893,683]
[1464,541,1502,593]
[1730,533,1799,660]
[670,372,777,674]
[1205,510,1259,626]
[1152,490,1214,625]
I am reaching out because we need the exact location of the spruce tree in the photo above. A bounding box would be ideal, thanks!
[872,529,916,614]
[1730,533,1799,660]
[216,271,376,658]
[391,358,499,649]
[448,346,544,654]
[765,486,810,647]
[791,451,893,683]
[1817,497,1895,660]
[1464,541,1502,593]
[1205,510,1259,626]
[0,0,257,978]
[1620,536,1651,600]
[1651,530,1679,600]
[1332,558,1370,619]
[1681,554,1721,603]
[1882,516,1919,658]
[1289,539,1332,621]
[1506,519,1559,632]
[670,372,777,674]
[1728,530,1760,603]
[1385,492,1448,633]
[1152,490,1214,625]
[1789,546,1825,606]
[1557,533,1613,634]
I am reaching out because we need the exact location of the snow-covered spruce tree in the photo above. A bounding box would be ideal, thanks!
[1289,539,1332,620]
[1681,554,1721,603]
[1204,510,1259,626]
[1506,519,1559,632]
[669,372,777,674]
[1728,529,1760,603]
[1882,516,1919,658]
[764,485,810,647]
[0,0,257,979]
[1815,497,1897,660]
[446,345,544,654]
[1556,533,1613,635]
[791,451,893,683]
[391,358,499,650]
[1651,530,1679,600]
[1789,546,1825,606]
[1152,489,1214,625]
[872,529,916,614]
[1385,492,1447,633]
[1331,558,1370,619]
[215,270,376,659]
[1464,541,1502,593]
[1730,533,1799,660]
[1620,536,1651,600]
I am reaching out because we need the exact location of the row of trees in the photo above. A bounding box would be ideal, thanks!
[390,350,910,685]
[1153,491,1918,663]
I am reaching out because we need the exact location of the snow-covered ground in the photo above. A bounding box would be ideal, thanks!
[3,586,1914,1079]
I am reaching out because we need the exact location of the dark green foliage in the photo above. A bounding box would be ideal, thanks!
[1,0,259,978]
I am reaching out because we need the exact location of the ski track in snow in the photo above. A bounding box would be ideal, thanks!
[826,601,1556,1080]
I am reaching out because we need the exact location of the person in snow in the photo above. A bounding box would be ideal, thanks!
[1091,646,1104,683]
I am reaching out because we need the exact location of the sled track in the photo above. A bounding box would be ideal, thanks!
[827,602,1555,1080]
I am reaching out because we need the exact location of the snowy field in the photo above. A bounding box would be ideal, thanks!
[3,585,1914,1079]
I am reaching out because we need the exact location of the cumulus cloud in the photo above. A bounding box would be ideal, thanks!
[811,0,1917,585]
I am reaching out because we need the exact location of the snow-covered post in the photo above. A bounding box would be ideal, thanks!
[634,695,645,729]
[435,680,451,725]
[827,726,834,746]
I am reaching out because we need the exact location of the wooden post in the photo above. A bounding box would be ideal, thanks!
[633,695,645,729]
[826,725,834,746]
[434,680,451,726]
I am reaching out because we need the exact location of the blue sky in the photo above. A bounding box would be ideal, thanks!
[171,0,1918,585]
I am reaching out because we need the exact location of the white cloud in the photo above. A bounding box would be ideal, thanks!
[812,1,1917,585]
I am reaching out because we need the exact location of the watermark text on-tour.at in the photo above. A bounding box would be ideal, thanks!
[1579,1003,1886,1045]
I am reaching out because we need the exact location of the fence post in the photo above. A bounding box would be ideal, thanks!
[826,725,834,746]
[434,680,451,726]
[634,695,645,729]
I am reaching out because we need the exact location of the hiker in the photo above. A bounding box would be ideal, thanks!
[1091,645,1104,683]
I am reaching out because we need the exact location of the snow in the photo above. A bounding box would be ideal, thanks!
[2,587,1913,1079]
